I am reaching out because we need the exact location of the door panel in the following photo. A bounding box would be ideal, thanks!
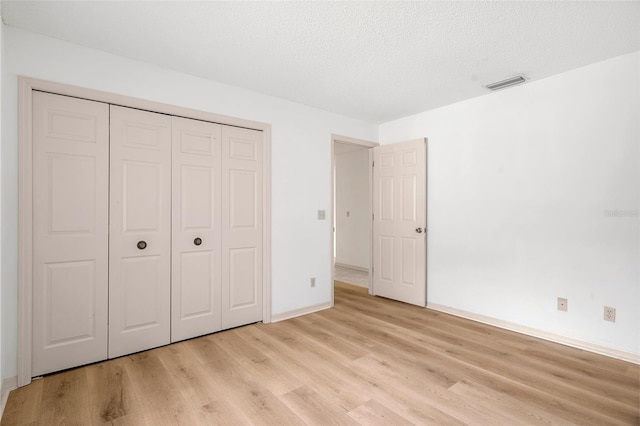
[373,139,426,306]
[229,247,258,308]
[380,176,394,220]
[122,161,162,232]
[109,105,171,358]
[44,261,96,344]
[230,170,257,228]
[171,116,222,342]
[179,252,214,317]
[221,126,263,329]
[48,154,97,233]
[32,91,109,375]
[122,256,162,330]
[181,166,213,229]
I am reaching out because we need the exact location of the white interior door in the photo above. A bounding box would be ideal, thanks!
[109,105,172,358]
[32,92,109,375]
[221,125,263,329]
[171,116,222,342]
[372,138,427,306]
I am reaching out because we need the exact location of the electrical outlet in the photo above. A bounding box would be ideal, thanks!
[604,306,616,322]
[557,297,568,312]
[310,277,316,288]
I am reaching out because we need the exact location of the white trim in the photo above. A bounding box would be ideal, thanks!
[331,134,378,149]
[262,129,272,324]
[1,376,18,417]
[330,134,378,307]
[18,78,34,388]
[270,302,332,323]
[368,148,374,296]
[18,76,272,386]
[427,303,640,365]
[334,262,369,272]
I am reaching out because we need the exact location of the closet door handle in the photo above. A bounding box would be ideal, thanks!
[415,228,423,234]
[194,237,202,246]
[137,240,147,250]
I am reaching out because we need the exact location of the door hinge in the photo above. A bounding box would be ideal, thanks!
[372,161,374,167]
[372,213,374,220]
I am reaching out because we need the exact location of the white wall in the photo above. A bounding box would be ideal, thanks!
[0,26,377,380]
[379,52,640,356]
[335,148,370,270]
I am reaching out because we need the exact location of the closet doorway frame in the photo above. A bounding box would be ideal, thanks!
[17,76,272,387]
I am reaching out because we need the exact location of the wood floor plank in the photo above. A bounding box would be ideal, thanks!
[213,329,302,396]
[350,354,501,425]
[285,316,369,362]
[272,318,465,425]
[121,351,200,426]
[1,377,43,426]
[200,353,304,425]
[626,364,640,379]
[280,386,358,426]
[243,322,372,412]
[85,357,145,425]
[334,292,640,423]
[2,282,638,425]
[347,399,413,425]
[297,308,463,389]
[36,367,91,425]
[448,378,574,426]
[155,342,252,425]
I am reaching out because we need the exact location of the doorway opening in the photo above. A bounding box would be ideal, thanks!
[330,135,378,305]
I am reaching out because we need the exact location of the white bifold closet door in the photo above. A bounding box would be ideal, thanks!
[221,126,264,329]
[31,92,265,376]
[32,92,109,376]
[171,116,222,342]
[108,105,172,358]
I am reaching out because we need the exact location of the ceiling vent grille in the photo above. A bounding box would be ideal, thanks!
[485,75,526,91]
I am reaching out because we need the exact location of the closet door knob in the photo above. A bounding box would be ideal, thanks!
[137,241,147,250]
[415,228,423,234]
[194,237,202,246]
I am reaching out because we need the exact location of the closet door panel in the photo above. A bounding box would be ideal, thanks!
[32,92,109,376]
[221,126,263,329]
[109,105,171,358]
[171,117,222,342]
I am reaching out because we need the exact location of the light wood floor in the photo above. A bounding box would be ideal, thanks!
[3,282,639,425]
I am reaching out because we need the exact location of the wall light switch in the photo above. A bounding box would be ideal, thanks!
[317,210,326,220]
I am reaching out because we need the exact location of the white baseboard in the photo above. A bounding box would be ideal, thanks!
[427,303,640,365]
[334,262,369,272]
[1,376,18,418]
[271,302,331,323]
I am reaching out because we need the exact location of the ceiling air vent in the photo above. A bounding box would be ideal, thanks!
[485,75,526,91]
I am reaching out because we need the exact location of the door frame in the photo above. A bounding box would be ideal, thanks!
[330,134,378,306]
[17,76,273,386]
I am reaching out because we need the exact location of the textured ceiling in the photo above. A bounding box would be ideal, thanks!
[2,1,639,123]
